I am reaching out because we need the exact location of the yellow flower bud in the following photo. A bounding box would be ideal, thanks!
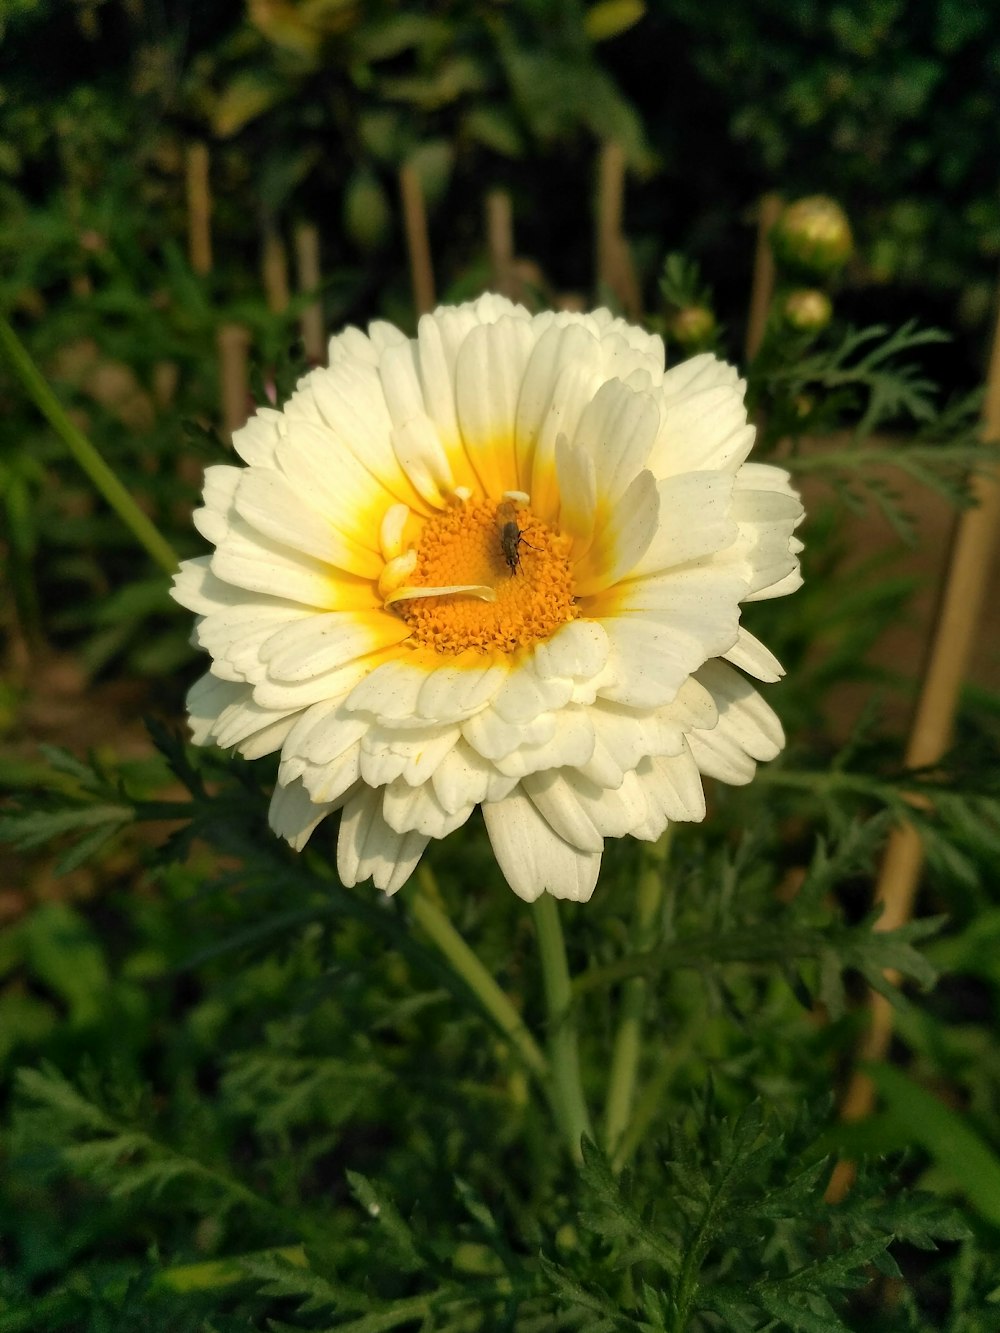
[782,288,833,333]
[667,305,716,348]
[772,196,853,274]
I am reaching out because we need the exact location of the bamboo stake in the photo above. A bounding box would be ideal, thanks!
[486,189,516,299]
[399,164,435,317]
[294,222,325,363]
[262,225,290,315]
[595,142,642,320]
[185,142,213,276]
[745,193,784,360]
[826,281,1000,1204]
[217,324,251,439]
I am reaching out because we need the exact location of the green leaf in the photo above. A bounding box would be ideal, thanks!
[212,71,289,138]
[870,1064,1000,1226]
[343,168,392,251]
[347,1171,424,1272]
[584,0,646,43]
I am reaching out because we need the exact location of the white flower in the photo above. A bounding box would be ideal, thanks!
[172,295,803,902]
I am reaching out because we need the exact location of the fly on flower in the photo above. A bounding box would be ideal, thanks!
[172,294,804,903]
[496,491,532,574]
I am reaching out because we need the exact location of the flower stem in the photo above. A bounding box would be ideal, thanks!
[604,829,672,1166]
[0,314,179,575]
[531,894,593,1162]
[413,866,549,1084]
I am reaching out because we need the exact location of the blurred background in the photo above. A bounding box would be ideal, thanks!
[3,6,1000,1326]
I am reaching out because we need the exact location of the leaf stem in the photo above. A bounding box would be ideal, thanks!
[412,866,549,1085]
[604,830,671,1165]
[531,894,593,1162]
[0,314,179,574]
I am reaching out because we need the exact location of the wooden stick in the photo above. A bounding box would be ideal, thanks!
[185,142,213,276]
[399,164,435,317]
[826,280,1000,1204]
[595,143,641,320]
[294,222,325,363]
[745,193,783,360]
[486,189,516,298]
[596,141,626,297]
[262,225,290,315]
[217,324,251,439]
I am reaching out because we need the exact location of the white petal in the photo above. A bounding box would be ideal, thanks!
[391,415,457,507]
[640,751,707,822]
[232,467,375,577]
[628,472,738,578]
[281,697,367,763]
[172,556,242,616]
[514,323,598,486]
[522,770,603,852]
[462,707,557,762]
[492,707,595,779]
[431,740,502,813]
[345,658,441,723]
[415,658,508,723]
[327,324,380,367]
[211,516,347,606]
[337,786,429,895]
[258,610,410,682]
[294,745,362,805]
[270,424,396,571]
[723,628,785,682]
[482,789,602,902]
[554,437,597,553]
[649,379,754,477]
[572,467,660,597]
[595,563,747,706]
[186,673,246,745]
[382,778,473,838]
[359,722,459,788]
[456,316,536,496]
[531,620,610,684]
[250,650,394,711]
[571,378,660,504]
[268,778,340,851]
[195,603,304,682]
[529,346,607,522]
[695,660,785,760]
[302,358,421,508]
[490,656,574,723]
[193,466,241,544]
[231,407,284,468]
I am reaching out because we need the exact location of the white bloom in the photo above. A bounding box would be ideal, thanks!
[172,295,803,902]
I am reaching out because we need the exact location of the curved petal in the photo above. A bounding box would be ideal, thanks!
[482,789,602,902]
[337,786,429,895]
[456,316,537,496]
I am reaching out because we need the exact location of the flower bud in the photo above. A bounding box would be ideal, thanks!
[667,305,716,348]
[782,288,833,333]
[771,196,853,274]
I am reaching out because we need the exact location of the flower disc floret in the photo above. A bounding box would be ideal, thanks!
[395,500,577,655]
[172,294,804,903]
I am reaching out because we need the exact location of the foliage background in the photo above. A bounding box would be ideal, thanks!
[1,0,1000,1328]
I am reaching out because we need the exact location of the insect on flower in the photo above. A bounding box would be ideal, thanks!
[496,492,532,574]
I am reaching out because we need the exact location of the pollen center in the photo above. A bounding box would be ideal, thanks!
[393,500,577,655]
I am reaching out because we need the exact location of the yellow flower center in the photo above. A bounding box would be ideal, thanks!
[392,499,577,655]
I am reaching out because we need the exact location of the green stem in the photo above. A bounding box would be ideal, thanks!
[603,830,671,1165]
[413,867,548,1084]
[531,894,593,1162]
[0,314,179,574]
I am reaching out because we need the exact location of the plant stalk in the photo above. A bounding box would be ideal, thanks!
[413,867,548,1084]
[604,830,671,1166]
[531,893,593,1162]
[0,315,179,574]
